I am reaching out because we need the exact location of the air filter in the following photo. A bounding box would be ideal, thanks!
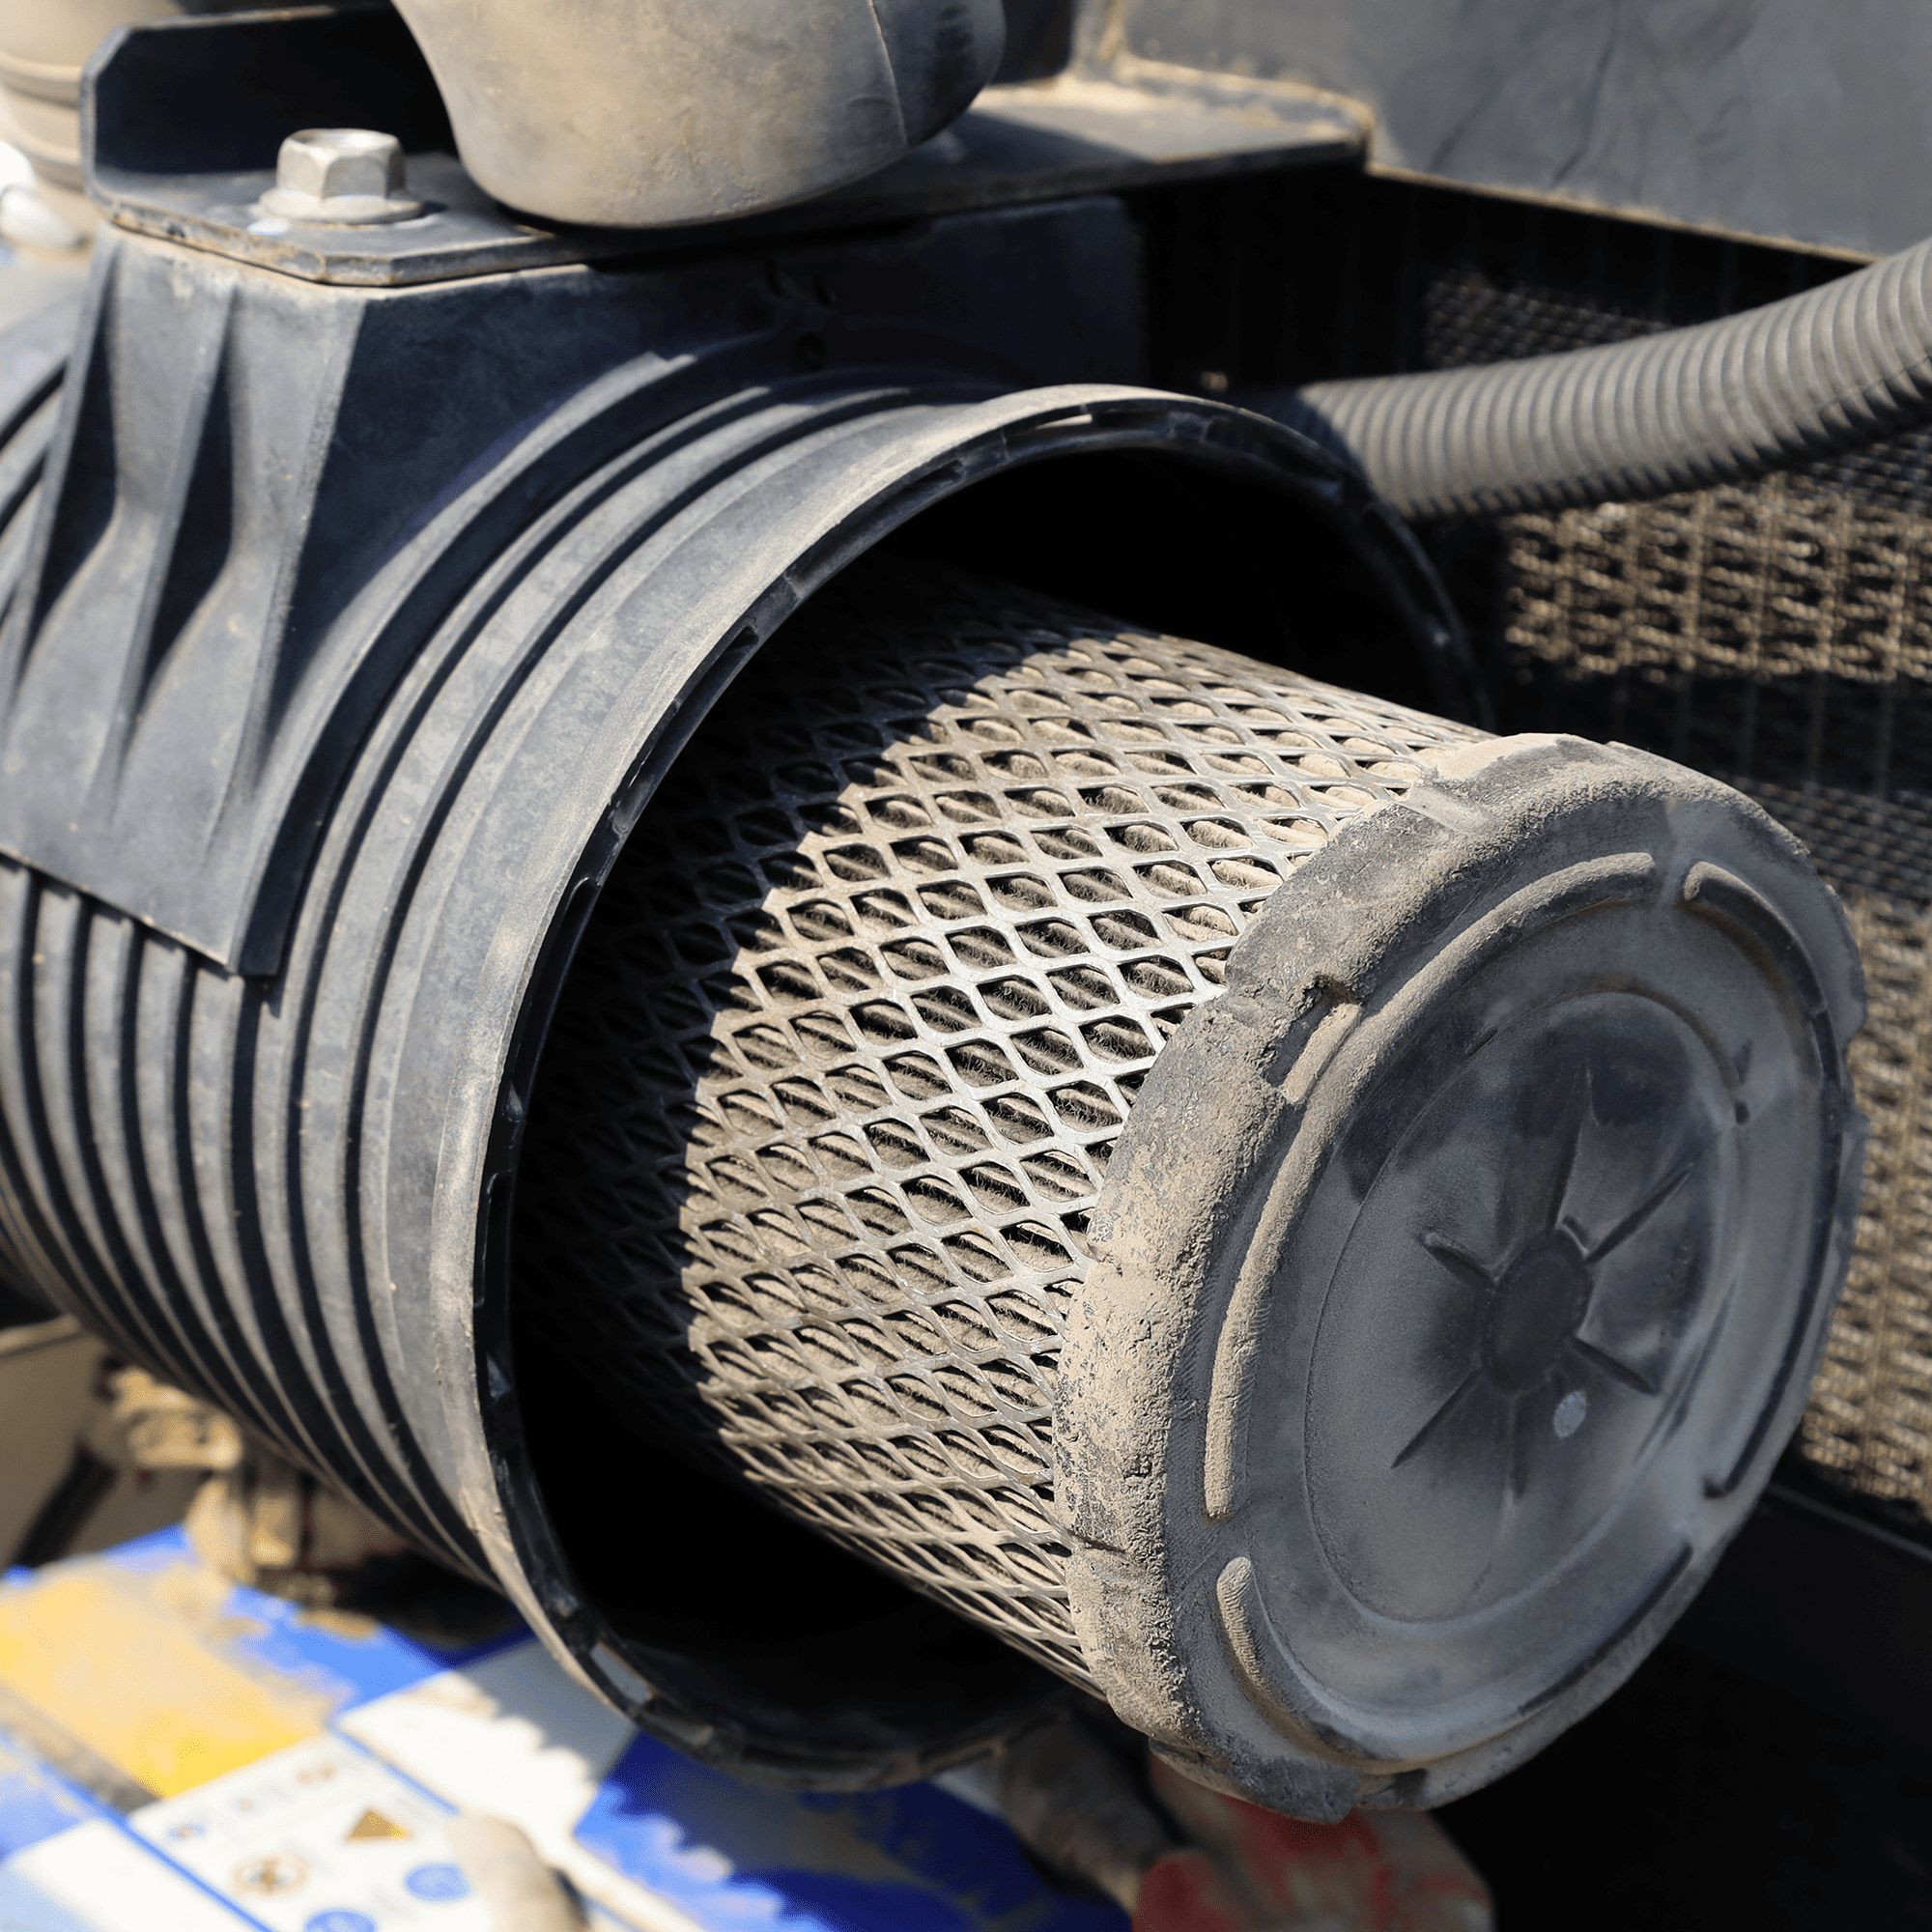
[513,556,1867,1816]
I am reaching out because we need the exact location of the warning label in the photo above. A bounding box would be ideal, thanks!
[129,1736,494,1931]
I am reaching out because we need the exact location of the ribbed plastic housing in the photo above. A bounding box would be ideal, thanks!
[514,560,1485,1684]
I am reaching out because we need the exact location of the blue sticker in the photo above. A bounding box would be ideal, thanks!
[576,1733,1125,1930]
[0,1739,96,1861]
[404,1862,471,1901]
[306,1914,377,1932]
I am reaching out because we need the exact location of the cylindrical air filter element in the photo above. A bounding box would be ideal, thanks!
[516,557,1865,1816]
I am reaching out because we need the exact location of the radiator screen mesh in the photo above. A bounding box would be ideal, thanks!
[1315,185,1932,1543]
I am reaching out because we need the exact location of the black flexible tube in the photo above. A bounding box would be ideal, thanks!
[1242,234,1932,520]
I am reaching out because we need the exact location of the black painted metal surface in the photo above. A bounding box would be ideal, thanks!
[1102,0,1928,257]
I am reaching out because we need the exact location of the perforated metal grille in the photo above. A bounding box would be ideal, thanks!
[514,559,1483,1683]
[1354,184,1932,1540]
[1477,485,1932,1540]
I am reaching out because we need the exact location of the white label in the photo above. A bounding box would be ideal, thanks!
[0,1819,252,1932]
[338,1647,696,1932]
[131,1735,495,1932]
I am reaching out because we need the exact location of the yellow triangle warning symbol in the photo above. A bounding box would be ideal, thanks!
[346,1809,411,1842]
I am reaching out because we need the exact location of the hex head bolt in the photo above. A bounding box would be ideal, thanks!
[258,128,425,226]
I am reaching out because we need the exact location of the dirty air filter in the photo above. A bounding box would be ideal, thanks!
[513,555,1867,1818]
[517,559,1478,1679]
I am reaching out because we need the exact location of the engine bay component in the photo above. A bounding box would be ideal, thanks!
[0,143,1866,1816]
[516,557,1866,1816]
[258,127,424,227]
[0,195,1475,1799]
[518,557,1487,1690]
[1272,224,1932,520]
[388,0,1007,227]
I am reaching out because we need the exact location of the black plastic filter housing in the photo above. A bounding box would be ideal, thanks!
[0,216,1486,1797]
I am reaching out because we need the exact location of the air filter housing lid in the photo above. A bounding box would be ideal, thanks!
[1064,733,1866,1816]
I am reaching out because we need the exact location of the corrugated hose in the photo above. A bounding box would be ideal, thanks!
[1244,231,1932,518]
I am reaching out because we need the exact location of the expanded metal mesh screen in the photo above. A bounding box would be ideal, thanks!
[514,559,1481,1682]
